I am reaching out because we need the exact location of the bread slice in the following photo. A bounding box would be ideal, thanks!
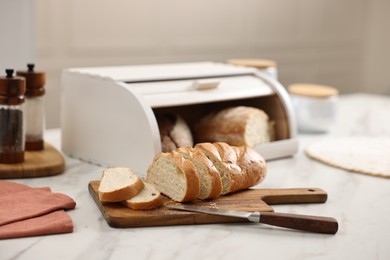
[194,142,266,195]
[121,182,164,210]
[195,106,272,147]
[98,167,144,202]
[177,146,223,200]
[194,142,238,195]
[146,151,200,202]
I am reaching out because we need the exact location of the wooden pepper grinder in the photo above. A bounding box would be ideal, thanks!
[0,69,26,163]
[17,64,46,151]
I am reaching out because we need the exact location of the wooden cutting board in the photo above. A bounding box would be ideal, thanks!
[89,180,328,228]
[0,143,65,179]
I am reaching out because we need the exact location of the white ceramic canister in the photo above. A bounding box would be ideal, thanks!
[288,84,338,133]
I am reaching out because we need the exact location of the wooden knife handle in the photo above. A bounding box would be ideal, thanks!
[259,212,338,234]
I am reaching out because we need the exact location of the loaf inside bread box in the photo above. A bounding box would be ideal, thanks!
[61,62,298,176]
[154,94,290,152]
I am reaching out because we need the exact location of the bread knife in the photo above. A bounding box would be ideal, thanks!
[166,204,338,234]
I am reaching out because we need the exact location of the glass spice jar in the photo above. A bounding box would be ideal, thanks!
[288,83,339,133]
[0,69,26,163]
[17,64,46,151]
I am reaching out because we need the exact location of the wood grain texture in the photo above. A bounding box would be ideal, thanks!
[0,143,65,178]
[88,180,328,228]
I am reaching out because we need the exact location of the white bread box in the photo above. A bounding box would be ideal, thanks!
[61,62,298,177]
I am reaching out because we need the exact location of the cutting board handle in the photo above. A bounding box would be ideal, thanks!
[258,188,328,205]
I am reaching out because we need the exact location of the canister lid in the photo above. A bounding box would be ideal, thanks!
[16,63,45,96]
[0,69,25,105]
[227,59,277,69]
[288,83,339,98]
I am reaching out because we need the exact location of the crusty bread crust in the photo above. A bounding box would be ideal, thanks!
[123,198,163,210]
[171,151,200,202]
[177,146,223,199]
[233,145,267,187]
[194,142,234,195]
[194,142,266,195]
[212,142,248,194]
[121,182,164,210]
[146,152,200,202]
[98,168,144,203]
[195,106,271,147]
[191,149,222,199]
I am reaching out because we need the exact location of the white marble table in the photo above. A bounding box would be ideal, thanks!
[1,93,390,260]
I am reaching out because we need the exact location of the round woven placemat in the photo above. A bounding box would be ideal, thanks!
[305,137,390,178]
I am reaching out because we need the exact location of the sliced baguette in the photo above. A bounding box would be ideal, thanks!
[98,167,144,202]
[121,182,164,210]
[194,142,266,195]
[194,142,238,195]
[146,151,200,202]
[177,146,223,200]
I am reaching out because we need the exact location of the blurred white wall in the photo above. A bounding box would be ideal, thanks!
[0,0,34,74]
[364,0,390,94]
[2,0,389,128]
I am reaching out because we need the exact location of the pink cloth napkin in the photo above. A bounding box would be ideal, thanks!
[0,180,76,239]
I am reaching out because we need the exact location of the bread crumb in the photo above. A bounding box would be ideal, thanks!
[208,202,218,209]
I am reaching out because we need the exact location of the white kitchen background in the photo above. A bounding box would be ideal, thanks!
[1,0,389,128]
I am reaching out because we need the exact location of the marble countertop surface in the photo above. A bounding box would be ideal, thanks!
[1,93,390,260]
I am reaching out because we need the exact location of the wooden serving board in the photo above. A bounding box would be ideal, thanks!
[89,180,328,228]
[0,143,65,179]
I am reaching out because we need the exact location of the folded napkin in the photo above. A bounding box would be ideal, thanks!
[0,180,76,239]
[0,210,73,239]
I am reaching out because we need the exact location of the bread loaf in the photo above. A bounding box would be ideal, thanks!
[147,142,266,202]
[177,146,223,199]
[121,182,164,210]
[157,114,193,152]
[195,142,266,195]
[146,151,200,202]
[98,167,144,202]
[195,106,272,147]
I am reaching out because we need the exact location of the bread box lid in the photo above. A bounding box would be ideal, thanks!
[70,62,254,82]
[68,62,273,107]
